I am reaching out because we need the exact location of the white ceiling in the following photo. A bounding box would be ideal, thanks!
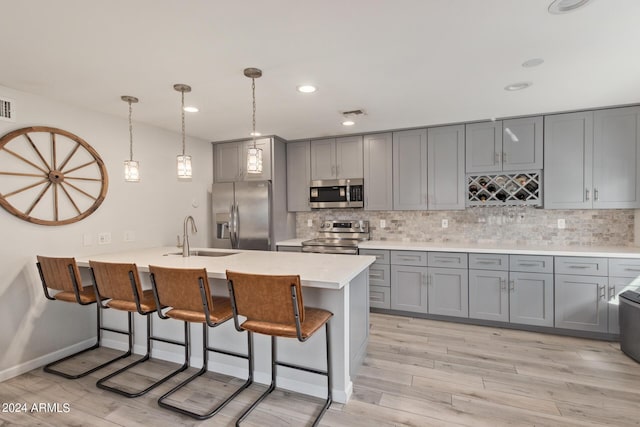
[1,0,639,142]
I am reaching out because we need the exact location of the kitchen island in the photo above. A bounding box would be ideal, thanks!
[75,247,375,403]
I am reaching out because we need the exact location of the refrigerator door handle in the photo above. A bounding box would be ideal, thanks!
[234,203,240,248]
[230,204,237,248]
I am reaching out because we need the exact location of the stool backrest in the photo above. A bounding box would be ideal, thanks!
[37,256,82,292]
[148,265,212,312]
[89,261,143,302]
[226,271,305,324]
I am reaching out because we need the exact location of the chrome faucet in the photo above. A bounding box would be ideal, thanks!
[182,215,198,257]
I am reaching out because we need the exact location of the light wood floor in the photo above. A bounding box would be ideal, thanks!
[1,313,639,426]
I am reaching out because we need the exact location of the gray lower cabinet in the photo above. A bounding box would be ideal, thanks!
[555,274,608,333]
[608,258,640,334]
[428,267,468,317]
[360,249,391,309]
[286,140,311,211]
[469,269,509,322]
[363,133,393,211]
[391,265,428,312]
[369,286,391,310]
[509,272,554,327]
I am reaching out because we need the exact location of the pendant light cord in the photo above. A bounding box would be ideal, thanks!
[252,77,257,149]
[181,90,186,156]
[128,100,134,161]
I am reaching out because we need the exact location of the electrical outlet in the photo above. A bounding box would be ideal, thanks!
[557,219,566,229]
[380,219,386,229]
[442,219,449,228]
[97,232,111,245]
[124,231,135,242]
[307,219,313,227]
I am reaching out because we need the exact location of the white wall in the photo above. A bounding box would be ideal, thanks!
[0,85,212,379]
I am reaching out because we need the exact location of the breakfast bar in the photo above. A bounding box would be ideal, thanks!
[75,247,375,404]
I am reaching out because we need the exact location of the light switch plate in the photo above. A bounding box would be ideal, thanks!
[380,220,386,229]
[557,219,566,229]
[307,219,313,227]
[98,232,111,245]
[442,219,449,228]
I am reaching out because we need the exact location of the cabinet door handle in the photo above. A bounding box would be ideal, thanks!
[624,268,640,272]
[608,285,616,301]
[599,285,606,300]
[594,188,599,201]
[509,280,515,291]
[494,152,500,164]
[518,262,539,267]
[500,278,507,291]
[585,188,590,201]
[503,152,507,163]
[476,260,498,265]
[369,272,383,279]
[434,258,456,263]
[568,265,589,269]
[422,273,427,286]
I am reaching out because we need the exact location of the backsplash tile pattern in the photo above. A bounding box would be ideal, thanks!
[296,208,635,246]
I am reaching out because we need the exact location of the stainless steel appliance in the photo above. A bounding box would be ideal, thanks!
[211,181,272,250]
[301,220,370,254]
[619,290,640,363]
[309,179,364,209]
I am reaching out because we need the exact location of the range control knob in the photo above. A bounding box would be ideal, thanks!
[354,223,360,229]
[320,223,325,228]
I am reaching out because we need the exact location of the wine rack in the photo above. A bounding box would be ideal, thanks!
[467,171,542,207]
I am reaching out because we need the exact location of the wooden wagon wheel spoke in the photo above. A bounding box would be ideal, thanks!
[2,178,49,198]
[24,133,52,171]
[0,127,108,225]
[62,159,97,175]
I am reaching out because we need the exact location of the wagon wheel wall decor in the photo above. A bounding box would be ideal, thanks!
[0,127,108,225]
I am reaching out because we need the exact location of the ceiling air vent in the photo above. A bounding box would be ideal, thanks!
[0,97,15,122]
[341,109,366,116]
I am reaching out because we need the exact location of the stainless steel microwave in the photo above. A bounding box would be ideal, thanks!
[309,178,364,209]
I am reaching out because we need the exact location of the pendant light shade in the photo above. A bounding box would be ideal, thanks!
[174,83,192,180]
[244,67,263,174]
[122,95,140,182]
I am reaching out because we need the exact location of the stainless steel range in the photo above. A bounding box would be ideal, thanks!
[301,220,370,254]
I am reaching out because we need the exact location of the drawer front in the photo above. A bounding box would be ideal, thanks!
[359,249,390,264]
[555,257,608,277]
[428,252,468,269]
[509,255,553,274]
[370,285,391,309]
[469,253,509,271]
[609,258,640,278]
[369,264,391,287]
[391,250,428,266]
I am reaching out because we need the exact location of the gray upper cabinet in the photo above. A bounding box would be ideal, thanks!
[214,138,272,182]
[592,106,640,209]
[502,116,543,171]
[427,125,466,210]
[545,107,640,209]
[310,136,363,180]
[466,117,542,173]
[286,140,311,211]
[393,129,429,210]
[363,133,393,210]
[466,121,502,173]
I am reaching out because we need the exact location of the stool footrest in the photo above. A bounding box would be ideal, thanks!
[276,360,328,377]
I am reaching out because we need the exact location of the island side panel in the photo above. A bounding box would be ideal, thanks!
[349,269,369,376]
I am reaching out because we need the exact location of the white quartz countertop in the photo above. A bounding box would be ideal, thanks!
[75,247,375,290]
[358,240,640,258]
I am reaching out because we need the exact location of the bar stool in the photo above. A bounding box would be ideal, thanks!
[36,256,132,379]
[226,270,333,427]
[149,265,253,420]
[89,260,190,397]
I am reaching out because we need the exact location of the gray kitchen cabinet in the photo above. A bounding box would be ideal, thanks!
[555,274,608,333]
[360,248,391,310]
[392,129,429,210]
[428,267,469,317]
[427,125,466,210]
[286,140,311,211]
[607,258,640,334]
[509,272,554,327]
[214,138,272,182]
[310,136,363,180]
[466,117,542,173]
[391,265,428,313]
[363,133,393,211]
[469,269,509,322]
[370,286,391,310]
[466,121,503,173]
[545,107,640,209]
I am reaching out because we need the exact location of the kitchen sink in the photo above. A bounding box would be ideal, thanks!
[163,250,239,257]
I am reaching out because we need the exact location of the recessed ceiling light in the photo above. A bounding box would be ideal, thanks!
[342,120,355,126]
[522,58,544,68]
[250,131,262,136]
[297,85,317,93]
[183,106,199,113]
[548,0,593,14]
[504,82,533,91]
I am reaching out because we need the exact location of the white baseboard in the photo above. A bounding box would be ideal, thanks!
[0,338,95,383]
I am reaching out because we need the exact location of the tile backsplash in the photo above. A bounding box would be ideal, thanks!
[296,207,636,247]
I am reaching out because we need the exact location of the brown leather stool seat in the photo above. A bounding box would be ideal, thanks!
[226,270,333,427]
[149,265,253,420]
[89,261,190,398]
[36,256,132,379]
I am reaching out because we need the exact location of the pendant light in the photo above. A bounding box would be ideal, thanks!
[174,83,192,179]
[122,95,140,182]
[244,68,263,174]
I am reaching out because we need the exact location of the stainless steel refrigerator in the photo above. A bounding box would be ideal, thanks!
[211,181,272,250]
